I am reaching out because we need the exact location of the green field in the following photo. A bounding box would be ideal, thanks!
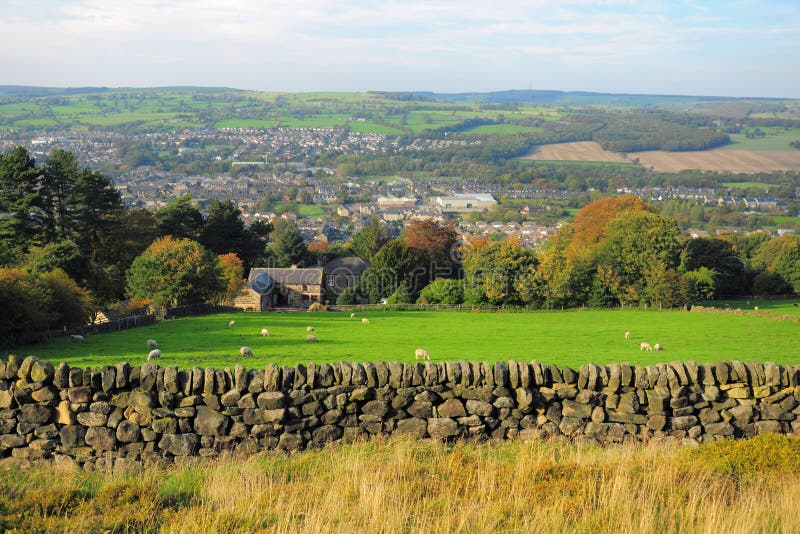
[723,129,800,150]
[15,305,800,369]
[722,181,778,190]
[460,124,542,135]
[273,203,326,217]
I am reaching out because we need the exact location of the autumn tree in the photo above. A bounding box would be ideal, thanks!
[126,237,223,307]
[569,195,656,258]
[463,238,538,306]
[37,268,91,329]
[0,268,52,343]
[217,253,245,305]
[403,219,460,282]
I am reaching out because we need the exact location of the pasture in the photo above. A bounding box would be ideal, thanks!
[15,305,800,369]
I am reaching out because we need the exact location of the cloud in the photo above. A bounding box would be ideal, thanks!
[0,0,797,96]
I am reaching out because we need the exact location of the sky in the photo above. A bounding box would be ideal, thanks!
[0,0,798,98]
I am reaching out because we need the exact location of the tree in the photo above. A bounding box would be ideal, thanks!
[126,237,223,307]
[72,167,123,262]
[683,267,718,301]
[0,147,43,256]
[463,238,538,306]
[350,217,389,261]
[679,238,745,297]
[417,278,464,305]
[536,224,593,308]
[0,268,52,344]
[200,199,264,269]
[773,242,800,292]
[596,211,681,306]
[359,239,424,303]
[155,195,205,240]
[569,195,656,257]
[268,219,308,267]
[37,268,91,329]
[25,239,89,283]
[40,149,79,240]
[217,253,245,305]
[403,219,460,282]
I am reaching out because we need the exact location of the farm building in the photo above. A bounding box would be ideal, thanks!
[235,267,324,310]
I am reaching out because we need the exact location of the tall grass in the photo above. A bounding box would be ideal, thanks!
[2,435,799,532]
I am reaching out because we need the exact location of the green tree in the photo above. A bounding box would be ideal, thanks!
[0,147,43,256]
[773,242,800,292]
[40,149,79,240]
[463,239,538,306]
[417,278,465,305]
[683,267,718,301]
[0,268,52,343]
[72,168,123,262]
[679,238,745,297]
[155,195,205,240]
[25,239,89,283]
[359,239,424,303]
[268,219,308,267]
[350,217,389,261]
[126,237,223,307]
[200,200,265,269]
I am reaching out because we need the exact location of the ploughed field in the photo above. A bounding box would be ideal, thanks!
[15,303,800,369]
[522,141,800,172]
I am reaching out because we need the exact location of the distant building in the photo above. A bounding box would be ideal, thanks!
[377,196,417,209]
[234,267,324,310]
[435,193,497,213]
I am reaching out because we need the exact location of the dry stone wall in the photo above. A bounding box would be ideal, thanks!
[1,355,800,470]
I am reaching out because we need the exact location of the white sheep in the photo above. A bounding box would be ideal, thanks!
[306,334,318,343]
[240,346,254,358]
[350,313,356,318]
[307,326,315,332]
[229,320,236,328]
[415,348,431,361]
[147,349,161,361]
[70,334,84,342]
[362,318,369,325]
[261,328,270,337]
[653,343,663,351]
[624,331,631,340]
[640,342,653,351]
[146,339,158,349]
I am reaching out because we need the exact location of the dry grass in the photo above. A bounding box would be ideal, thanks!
[522,141,800,172]
[1,435,800,533]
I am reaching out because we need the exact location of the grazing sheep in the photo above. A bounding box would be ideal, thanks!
[70,334,84,342]
[624,331,631,340]
[415,348,431,361]
[307,326,315,332]
[261,328,270,337]
[229,320,236,328]
[640,342,653,352]
[240,346,254,358]
[362,318,369,324]
[754,306,759,311]
[350,313,356,318]
[147,349,161,361]
[654,343,663,351]
[306,334,318,343]
[147,339,158,349]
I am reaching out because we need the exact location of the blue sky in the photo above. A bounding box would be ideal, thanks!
[0,0,798,97]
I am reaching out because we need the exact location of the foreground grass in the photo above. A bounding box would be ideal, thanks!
[16,303,800,369]
[1,435,799,533]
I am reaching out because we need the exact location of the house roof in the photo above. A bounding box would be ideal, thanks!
[248,267,324,294]
[323,256,370,276]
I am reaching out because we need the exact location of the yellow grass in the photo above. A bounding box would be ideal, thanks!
[2,434,800,533]
[522,141,800,173]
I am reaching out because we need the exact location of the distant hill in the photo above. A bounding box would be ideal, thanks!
[424,90,792,107]
[0,86,242,97]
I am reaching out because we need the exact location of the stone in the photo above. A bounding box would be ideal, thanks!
[59,425,85,448]
[465,400,494,417]
[53,362,70,389]
[361,401,390,418]
[559,416,583,435]
[427,418,459,439]
[311,425,343,445]
[56,401,75,425]
[755,420,783,434]
[31,386,57,403]
[220,390,240,407]
[77,412,107,427]
[704,422,734,436]
[257,391,286,410]
[671,416,699,430]
[85,427,116,451]
[193,406,230,436]
[20,404,52,424]
[617,392,640,414]
[437,399,466,418]
[159,433,200,456]
[152,417,177,434]
[68,387,92,404]
[278,433,304,451]
[30,359,54,383]
[392,418,426,438]
[407,401,433,419]
[0,390,14,410]
[561,400,592,419]
[116,421,141,442]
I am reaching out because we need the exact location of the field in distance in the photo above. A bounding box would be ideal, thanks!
[522,141,800,173]
[15,303,800,369]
